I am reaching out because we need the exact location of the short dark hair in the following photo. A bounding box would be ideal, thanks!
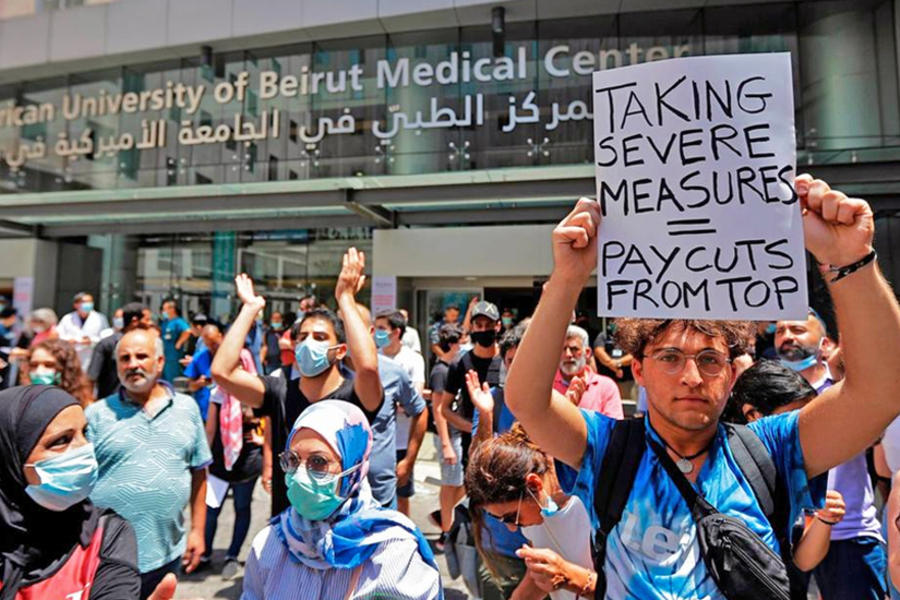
[500,327,524,358]
[731,359,817,417]
[191,313,209,326]
[445,304,460,313]
[121,302,147,328]
[202,320,225,335]
[375,309,405,331]
[294,308,345,343]
[161,298,181,316]
[438,323,463,352]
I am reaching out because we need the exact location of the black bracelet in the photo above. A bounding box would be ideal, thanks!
[823,250,876,283]
[817,516,839,526]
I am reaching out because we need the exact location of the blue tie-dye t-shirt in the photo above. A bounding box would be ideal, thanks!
[556,410,825,600]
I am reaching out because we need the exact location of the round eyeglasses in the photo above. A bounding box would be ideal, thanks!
[648,348,732,377]
[278,450,339,482]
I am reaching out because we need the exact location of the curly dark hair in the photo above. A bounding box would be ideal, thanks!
[613,319,754,360]
[22,339,93,407]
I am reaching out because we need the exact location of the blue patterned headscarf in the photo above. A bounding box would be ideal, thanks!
[273,400,437,573]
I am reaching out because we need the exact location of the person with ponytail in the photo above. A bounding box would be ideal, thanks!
[466,422,596,599]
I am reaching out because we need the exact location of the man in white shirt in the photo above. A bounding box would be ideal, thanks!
[57,292,109,372]
[376,309,427,515]
[398,308,422,354]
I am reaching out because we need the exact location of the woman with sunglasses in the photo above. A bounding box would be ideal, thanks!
[466,423,596,600]
[241,399,441,600]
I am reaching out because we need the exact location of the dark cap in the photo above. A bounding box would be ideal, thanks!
[0,307,16,318]
[471,301,500,322]
[191,313,209,325]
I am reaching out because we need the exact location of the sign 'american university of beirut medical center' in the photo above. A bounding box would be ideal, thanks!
[593,53,809,321]
[0,42,689,171]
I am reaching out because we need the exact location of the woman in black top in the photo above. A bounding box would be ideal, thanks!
[0,385,141,599]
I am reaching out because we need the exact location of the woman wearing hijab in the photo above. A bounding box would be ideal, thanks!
[0,385,140,599]
[241,399,442,600]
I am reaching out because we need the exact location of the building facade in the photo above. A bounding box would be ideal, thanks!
[0,0,897,333]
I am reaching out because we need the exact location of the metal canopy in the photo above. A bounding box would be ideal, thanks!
[0,161,898,238]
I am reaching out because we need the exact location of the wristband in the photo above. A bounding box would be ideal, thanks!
[821,250,876,283]
[817,516,839,526]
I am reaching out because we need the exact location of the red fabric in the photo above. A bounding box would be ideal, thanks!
[279,330,293,368]
[219,348,257,470]
[553,369,624,419]
[2,522,104,600]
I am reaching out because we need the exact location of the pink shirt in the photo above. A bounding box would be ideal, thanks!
[553,369,623,419]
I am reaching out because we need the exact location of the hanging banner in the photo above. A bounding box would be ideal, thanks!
[593,52,807,320]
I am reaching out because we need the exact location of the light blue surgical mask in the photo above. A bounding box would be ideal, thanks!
[285,463,359,521]
[25,443,98,511]
[113,317,125,330]
[778,338,823,372]
[29,371,60,386]
[765,323,776,335]
[80,302,94,314]
[780,354,818,372]
[295,338,336,378]
[271,321,283,331]
[374,329,391,349]
[527,487,559,518]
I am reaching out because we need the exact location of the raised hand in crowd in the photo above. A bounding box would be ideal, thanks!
[235,272,266,312]
[466,369,494,446]
[565,375,585,406]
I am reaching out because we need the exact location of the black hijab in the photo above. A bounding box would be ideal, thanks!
[0,385,99,599]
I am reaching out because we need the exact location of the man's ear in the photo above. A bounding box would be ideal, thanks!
[632,357,645,386]
[743,404,762,423]
[524,472,543,494]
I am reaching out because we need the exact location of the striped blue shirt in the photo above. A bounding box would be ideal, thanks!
[86,386,212,572]
[242,525,442,599]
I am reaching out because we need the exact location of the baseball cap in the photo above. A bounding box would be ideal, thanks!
[471,301,500,322]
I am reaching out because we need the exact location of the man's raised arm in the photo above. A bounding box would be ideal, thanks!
[505,199,597,469]
[796,174,900,477]
[335,248,383,414]
[210,274,266,409]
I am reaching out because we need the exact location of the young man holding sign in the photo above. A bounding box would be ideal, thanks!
[505,174,900,599]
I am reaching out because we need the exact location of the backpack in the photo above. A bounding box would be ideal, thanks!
[591,418,791,600]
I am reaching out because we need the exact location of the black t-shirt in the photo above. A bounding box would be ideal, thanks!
[429,360,450,395]
[263,329,282,369]
[88,333,122,399]
[256,374,379,517]
[593,332,634,382]
[444,352,502,421]
[208,398,263,483]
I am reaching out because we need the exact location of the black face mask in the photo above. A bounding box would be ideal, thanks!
[470,330,496,348]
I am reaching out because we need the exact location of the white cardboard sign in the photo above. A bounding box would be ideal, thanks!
[593,53,807,320]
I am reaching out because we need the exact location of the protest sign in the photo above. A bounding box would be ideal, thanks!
[593,53,807,320]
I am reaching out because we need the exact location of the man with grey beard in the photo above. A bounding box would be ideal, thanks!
[552,324,624,418]
[86,325,212,599]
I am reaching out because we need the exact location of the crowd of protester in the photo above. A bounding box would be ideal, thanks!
[3,175,900,600]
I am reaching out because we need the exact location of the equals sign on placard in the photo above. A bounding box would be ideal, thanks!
[667,218,717,237]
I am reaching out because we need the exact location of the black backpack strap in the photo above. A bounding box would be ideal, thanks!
[486,356,503,387]
[726,424,776,519]
[592,418,646,599]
